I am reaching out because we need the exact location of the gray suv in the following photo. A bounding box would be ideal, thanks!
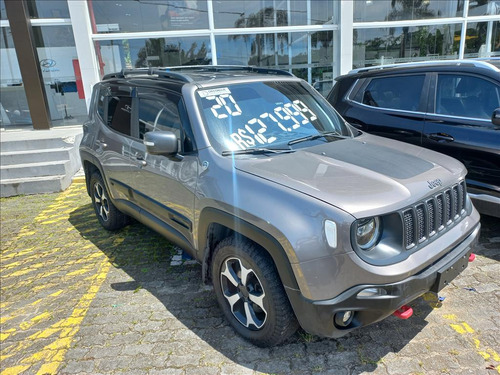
[80,66,480,347]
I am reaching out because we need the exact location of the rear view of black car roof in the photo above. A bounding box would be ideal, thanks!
[346,59,500,78]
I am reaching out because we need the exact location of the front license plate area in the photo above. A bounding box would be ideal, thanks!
[431,251,471,293]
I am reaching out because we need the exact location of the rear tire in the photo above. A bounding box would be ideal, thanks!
[212,237,299,347]
[89,172,129,231]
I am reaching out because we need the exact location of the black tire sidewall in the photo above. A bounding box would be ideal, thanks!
[89,172,126,231]
[212,239,282,345]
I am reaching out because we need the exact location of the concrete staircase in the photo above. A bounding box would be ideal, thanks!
[1,126,83,197]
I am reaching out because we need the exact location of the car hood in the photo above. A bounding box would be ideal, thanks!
[234,134,465,218]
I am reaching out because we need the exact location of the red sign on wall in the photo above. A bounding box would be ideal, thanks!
[72,59,85,100]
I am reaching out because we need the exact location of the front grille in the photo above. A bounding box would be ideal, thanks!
[403,181,467,249]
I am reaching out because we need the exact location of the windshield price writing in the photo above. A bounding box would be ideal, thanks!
[203,93,318,150]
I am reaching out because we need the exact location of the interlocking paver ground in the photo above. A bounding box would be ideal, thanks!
[1,179,499,375]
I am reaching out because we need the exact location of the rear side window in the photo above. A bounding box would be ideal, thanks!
[435,74,500,119]
[107,96,132,136]
[96,88,105,120]
[355,75,425,111]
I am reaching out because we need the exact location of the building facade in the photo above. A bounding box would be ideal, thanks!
[1,0,499,129]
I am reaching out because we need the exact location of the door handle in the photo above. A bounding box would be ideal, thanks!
[428,133,454,142]
[95,139,107,148]
[135,153,147,166]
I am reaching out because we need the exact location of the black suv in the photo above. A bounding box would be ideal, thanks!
[80,66,480,347]
[327,60,500,218]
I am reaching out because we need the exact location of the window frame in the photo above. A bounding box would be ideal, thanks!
[430,72,500,121]
[349,73,430,115]
[136,88,197,154]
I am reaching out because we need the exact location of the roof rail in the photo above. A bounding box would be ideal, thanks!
[101,65,294,82]
[102,68,193,83]
[349,59,500,75]
[166,65,294,76]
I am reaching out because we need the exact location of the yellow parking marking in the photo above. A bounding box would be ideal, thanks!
[1,259,110,374]
[443,314,500,373]
[1,181,112,374]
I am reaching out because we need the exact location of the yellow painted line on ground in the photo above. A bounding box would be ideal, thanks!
[443,314,500,373]
[1,181,112,374]
[1,259,111,375]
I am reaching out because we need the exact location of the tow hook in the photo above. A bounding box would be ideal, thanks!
[393,305,413,319]
[469,253,476,262]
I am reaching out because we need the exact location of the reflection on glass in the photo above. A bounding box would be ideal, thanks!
[216,31,335,83]
[468,0,500,16]
[98,37,211,75]
[33,26,87,125]
[0,28,32,126]
[353,0,463,22]
[465,21,500,57]
[311,31,333,65]
[27,0,70,19]
[213,0,334,28]
[1,0,7,20]
[216,34,284,66]
[353,24,461,68]
[90,0,209,33]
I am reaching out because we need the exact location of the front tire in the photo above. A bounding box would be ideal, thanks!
[212,237,299,347]
[89,172,129,231]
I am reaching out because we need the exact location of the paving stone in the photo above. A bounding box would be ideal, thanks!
[1,181,499,375]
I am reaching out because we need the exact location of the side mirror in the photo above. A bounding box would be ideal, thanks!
[492,108,500,126]
[144,131,178,155]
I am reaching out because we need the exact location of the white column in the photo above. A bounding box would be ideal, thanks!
[339,0,353,75]
[67,0,100,110]
[207,0,218,65]
[486,21,493,54]
[459,0,470,59]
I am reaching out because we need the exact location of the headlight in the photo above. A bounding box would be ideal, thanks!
[355,217,381,251]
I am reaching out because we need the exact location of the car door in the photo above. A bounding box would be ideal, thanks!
[128,88,199,248]
[342,73,429,147]
[423,72,500,193]
[93,83,136,202]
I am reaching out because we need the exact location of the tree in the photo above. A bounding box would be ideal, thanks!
[387,0,435,59]
[229,7,288,66]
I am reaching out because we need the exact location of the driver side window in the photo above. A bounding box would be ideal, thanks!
[138,98,182,140]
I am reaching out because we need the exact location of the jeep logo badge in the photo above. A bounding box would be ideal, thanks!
[427,178,442,189]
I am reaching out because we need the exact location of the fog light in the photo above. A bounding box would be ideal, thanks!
[334,311,354,327]
[357,287,387,298]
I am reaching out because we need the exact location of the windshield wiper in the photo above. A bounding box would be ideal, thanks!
[287,131,348,146]
[221,148,294,156]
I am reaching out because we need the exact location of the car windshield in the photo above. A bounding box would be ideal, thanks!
[197,81,353,154]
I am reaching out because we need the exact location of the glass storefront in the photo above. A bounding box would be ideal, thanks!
[33,26,88,125]
[90,0,209,33]
[0,27,32,126]
[468,0,500,17]
[98,36,211,75]
[2,0,499,128]
[212,0,335,28]
[465,21,500,57]
[27,0,70,19]
[353,0,464,22]
[92,1,340,88]
[0,0,7,20]
[353,24,462,68]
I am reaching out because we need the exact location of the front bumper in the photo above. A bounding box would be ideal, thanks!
[287,222,480,338]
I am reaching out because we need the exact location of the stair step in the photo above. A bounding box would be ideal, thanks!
[1,174,73,197]
[1,136,78,152]
[0,160,70,180]
[0,147,72,166]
